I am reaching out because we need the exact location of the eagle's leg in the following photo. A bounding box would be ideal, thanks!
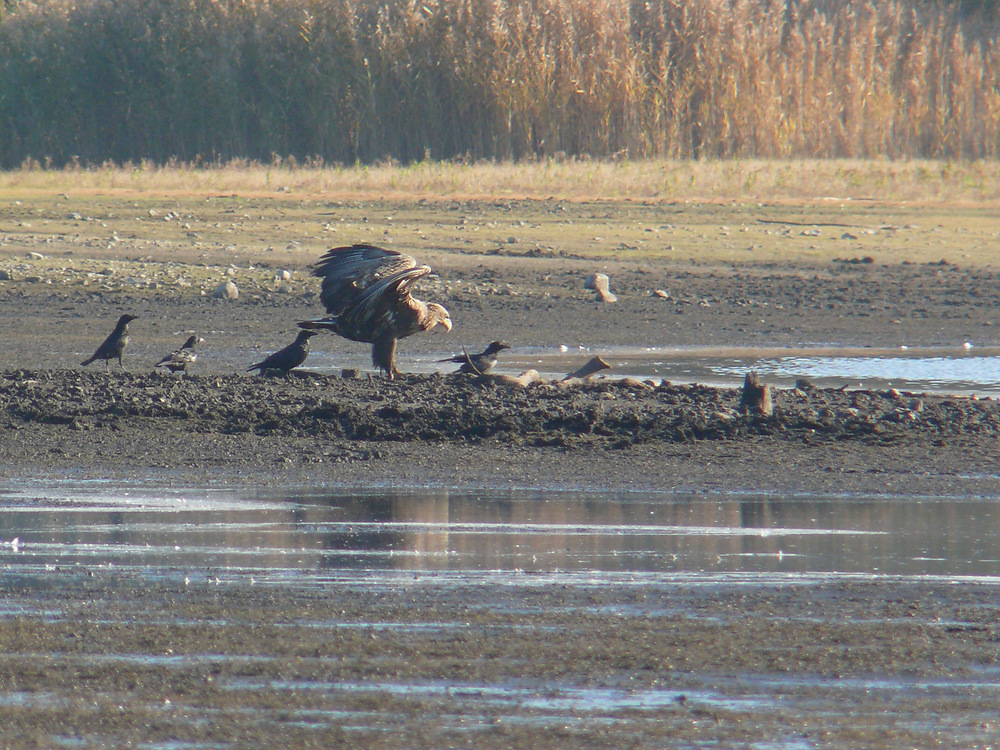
[373,336,400,379]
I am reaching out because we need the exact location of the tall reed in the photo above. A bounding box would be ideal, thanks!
[0,0,998,166]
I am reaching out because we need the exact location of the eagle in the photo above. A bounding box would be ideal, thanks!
[155,334,202,374]
[300,244,452,378]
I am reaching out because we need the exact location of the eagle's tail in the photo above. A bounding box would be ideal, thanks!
[298,319,338,332]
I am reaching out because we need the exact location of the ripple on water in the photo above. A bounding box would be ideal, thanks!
[3,483,1000,588]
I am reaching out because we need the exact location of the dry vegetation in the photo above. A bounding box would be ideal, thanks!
[3,158,1000,205]
[1,0,999,166]
[2,161,1000,285]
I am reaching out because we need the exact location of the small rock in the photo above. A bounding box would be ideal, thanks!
[653,289,670,299]
[28,251,46,260]
[213,281,239,300]
[0,269,12,281]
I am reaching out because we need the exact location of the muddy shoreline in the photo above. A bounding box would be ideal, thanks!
[4,192,1000,747]
[2,366,1000,497]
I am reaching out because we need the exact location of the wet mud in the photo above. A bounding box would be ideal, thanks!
[4,194,1000,746]
[2,572,999,748]
[2,365,999,454]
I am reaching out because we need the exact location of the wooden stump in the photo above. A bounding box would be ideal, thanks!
[739,371,773,416]
[584,273,617,303]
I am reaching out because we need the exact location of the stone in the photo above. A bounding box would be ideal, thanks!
[213,281,239,300]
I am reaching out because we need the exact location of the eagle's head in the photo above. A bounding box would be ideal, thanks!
[427,303,452,332]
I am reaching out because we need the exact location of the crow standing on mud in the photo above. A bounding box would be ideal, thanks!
[439,341,511,375]
[247,330,318,375]
[300,244,452,379]
[155,335,202,374]
[81,314,138,371]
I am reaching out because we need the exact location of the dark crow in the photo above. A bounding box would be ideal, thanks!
[81,314,138,371]
[300,244,451,378]
[155,335,202,374]
[247,330,318,375]
[439,341,511,375]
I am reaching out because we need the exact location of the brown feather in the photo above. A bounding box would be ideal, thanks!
[303,244,451,377]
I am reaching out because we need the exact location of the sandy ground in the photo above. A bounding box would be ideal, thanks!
[3,192,1000,747]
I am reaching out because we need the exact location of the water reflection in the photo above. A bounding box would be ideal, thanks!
[2,486,1000,580]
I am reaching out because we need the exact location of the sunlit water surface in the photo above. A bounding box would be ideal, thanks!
[288,345,1000,396]
[3,484,1000,585]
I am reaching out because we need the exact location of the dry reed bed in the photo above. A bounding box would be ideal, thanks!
[1,0,998,166]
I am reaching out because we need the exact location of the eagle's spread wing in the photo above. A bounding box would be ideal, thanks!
[312,244,431,343]
[335,265,430,342]
[313,244,420,317]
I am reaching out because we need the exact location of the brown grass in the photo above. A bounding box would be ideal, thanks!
[3,158,999,204]
[1,162,999,273]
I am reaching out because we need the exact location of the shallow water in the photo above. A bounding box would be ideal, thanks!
[3,484,1000,583]
[4,483,1000,746]
[505,345,1000,395]
[301,344,1000,395]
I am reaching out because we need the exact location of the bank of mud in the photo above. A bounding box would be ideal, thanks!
[3,367,1000,496]
[3,367,999,449]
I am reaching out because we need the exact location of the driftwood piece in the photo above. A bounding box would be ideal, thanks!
[562,356,611,381]
[584,273,617,303]
[739,371,773,416]
[619,376,654,390]
[486,369,542,387]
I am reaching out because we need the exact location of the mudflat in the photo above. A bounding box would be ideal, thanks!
[2,180,1000,747]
